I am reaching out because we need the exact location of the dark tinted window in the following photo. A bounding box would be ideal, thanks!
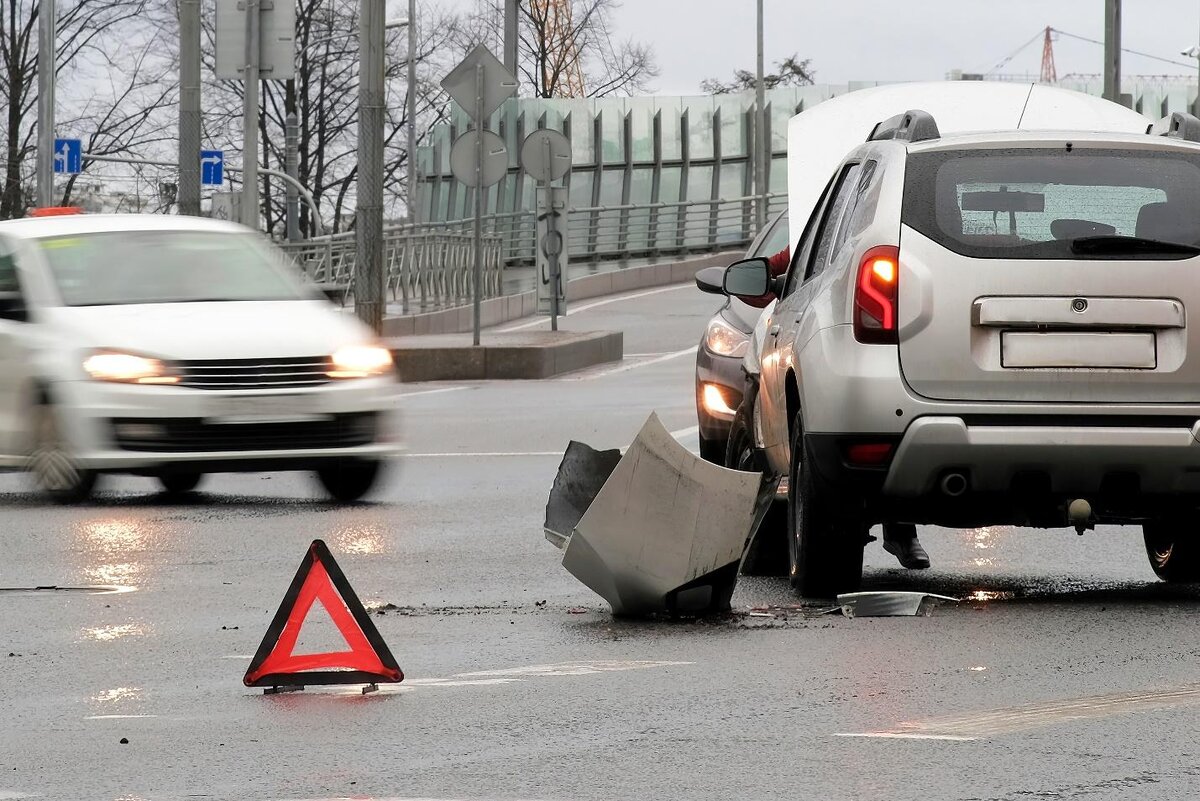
[903,147,1200,259]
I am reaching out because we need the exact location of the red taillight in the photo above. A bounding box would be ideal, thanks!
[854,245,900,344]
[845,442,895,467]
[29,206,83,217]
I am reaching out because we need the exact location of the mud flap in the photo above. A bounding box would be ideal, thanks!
[544,413,779,616]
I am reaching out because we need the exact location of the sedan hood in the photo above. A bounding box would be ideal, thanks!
[42,300,375,359]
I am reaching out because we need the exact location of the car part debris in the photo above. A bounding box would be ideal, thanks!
[836,591,959,618]
[544,413,778,616]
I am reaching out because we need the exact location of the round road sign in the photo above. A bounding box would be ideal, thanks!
[520,129,572,183]
[450,130,509,188]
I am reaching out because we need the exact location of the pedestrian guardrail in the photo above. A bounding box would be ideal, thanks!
[280,230,504,313]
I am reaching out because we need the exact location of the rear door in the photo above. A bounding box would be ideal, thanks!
[897,141,1200,403]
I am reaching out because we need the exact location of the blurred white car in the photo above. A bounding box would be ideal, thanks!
[0,211,401,502]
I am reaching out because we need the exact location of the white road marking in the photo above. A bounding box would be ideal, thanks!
[669,424,699,440]
[396,386,471,400]
[831,732,978,742]
[562,346,697,381]
[403,451,563,458]
[0,793,38,799]
[834,684,1200,740]
[500,283,693,332]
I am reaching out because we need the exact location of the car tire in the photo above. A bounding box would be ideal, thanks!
[725,400,787,576]
[1142,520,1200,582]
[317,459,383,502]
[29,400,97,504]
[787,411,865,598]
[157,473,204,496]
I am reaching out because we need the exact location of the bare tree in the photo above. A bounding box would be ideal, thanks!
[0,0,170,218]
[701,54,814,95]
[457,0,657,98]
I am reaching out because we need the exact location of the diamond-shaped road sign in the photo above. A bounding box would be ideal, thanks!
[440,45,518,122]
[53,138,82,175]
[200,150,224,186]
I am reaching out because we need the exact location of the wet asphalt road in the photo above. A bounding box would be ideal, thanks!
[5,284,1200,801]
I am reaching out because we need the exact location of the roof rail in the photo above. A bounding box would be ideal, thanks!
[867,109,941,143]
[1148,112,1200,142]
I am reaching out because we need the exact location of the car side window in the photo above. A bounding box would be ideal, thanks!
[806,162,863,281]
[780,173,839,299]
[752,211,790,259]
[831,160,879,259]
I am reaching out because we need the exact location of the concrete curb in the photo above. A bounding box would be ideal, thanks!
[381,250,740,337]
[389,330,624,382]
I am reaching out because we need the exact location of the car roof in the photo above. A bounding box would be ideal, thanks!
[0,213,251,240]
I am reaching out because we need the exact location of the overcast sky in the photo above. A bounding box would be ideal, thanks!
[432,0,1200,94]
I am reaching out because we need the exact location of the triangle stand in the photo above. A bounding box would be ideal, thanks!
[244,539,403,693]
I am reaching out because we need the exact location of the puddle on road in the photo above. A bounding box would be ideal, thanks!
[0,584,136,596]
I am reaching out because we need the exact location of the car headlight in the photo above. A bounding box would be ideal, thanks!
[328,345,394,378]
[704,316,750,358]
[83,351,178,384]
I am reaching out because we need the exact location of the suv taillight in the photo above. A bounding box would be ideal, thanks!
[853,245,900,344]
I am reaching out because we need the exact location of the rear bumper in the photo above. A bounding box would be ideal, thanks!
[883,415,1200,497]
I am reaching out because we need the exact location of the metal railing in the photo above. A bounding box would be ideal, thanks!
[280,229,504,313]
[278,192,784,316]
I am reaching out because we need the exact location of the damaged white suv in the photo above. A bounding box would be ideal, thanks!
[726,109,1200,597]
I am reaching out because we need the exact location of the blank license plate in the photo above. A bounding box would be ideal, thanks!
[209,394,322,422]
[1001,332,1156,369]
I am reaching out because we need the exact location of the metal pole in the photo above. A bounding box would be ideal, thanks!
[178,0,201,216]
[36,0,56,208]
[754,0,765,230]
[504,0,518,81]
[472,62,484,346]
[241,0,261,228]
[285,112,300,240]
[1103,0,1121,104]
[404,0,416,313]
[544,138,558,332]
[356,0,386,333]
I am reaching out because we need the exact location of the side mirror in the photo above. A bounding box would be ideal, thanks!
[723,258,770,298]
[694,266,726,295]
[0,290,27,322]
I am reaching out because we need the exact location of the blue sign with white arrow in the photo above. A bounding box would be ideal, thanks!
[200,150,224,186]
[53,139,82,175]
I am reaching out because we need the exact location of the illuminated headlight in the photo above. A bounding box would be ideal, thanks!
[701,383,739,417]
[83,351,178,384]
[328,345,394,378]
[704,317,750,358]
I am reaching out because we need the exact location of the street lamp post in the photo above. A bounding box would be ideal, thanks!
[754,0,765,231]
[36,0,56,208]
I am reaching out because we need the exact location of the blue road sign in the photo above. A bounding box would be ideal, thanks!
[200,150,224,186]
[53,139,82,175]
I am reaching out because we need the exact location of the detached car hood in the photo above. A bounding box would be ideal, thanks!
[43,300,372,359]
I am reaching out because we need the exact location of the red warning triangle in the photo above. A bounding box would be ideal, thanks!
[244,540,403,688]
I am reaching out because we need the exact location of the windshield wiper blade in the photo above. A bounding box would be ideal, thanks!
[1070,235,1200,256]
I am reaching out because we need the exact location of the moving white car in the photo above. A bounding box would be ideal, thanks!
[0,211,401,502]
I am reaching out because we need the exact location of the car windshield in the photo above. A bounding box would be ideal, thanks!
[36,230,307,306]
[903,147,1200,259]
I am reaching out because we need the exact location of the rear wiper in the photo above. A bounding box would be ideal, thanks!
[1070,235,1200,256]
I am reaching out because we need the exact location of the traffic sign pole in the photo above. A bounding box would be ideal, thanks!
[241,0,261,229]
[178,0,202,216]
[472,63,484,346]
[36,0,56,208]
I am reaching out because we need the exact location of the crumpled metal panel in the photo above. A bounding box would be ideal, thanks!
[545,412,777,616]
[836,591,959,618]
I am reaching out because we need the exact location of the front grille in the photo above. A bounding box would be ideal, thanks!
[177,356,332,390]
[111,413,376,452]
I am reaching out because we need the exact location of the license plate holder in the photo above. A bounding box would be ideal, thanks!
[208,394,324,423]
[1000,331,1157,369]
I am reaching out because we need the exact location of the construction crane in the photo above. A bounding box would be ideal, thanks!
[1041,26,1057,84]
[529,0,587,97]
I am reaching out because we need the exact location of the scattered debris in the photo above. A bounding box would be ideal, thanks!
[836,591,959,618]
[544,413,777,617]
[119,738,129,745]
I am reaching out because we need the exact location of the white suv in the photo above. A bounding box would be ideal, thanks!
[0,212,401,502]
[726,110,1200,596]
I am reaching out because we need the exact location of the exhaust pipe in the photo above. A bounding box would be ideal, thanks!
[940,472,968,497]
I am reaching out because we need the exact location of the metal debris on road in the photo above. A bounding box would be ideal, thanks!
[543,412,778,617]
[836,591,960,618]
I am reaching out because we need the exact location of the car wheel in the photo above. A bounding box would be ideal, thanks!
[787,411,865,598]
[725,400,787,576]
[1142,520,1200,582]
[317,459,383,502]
[698,431,724,463]
[157,473,204,496]
[30,401,97,504]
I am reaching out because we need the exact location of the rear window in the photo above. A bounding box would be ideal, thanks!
[902,147,1200,259]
